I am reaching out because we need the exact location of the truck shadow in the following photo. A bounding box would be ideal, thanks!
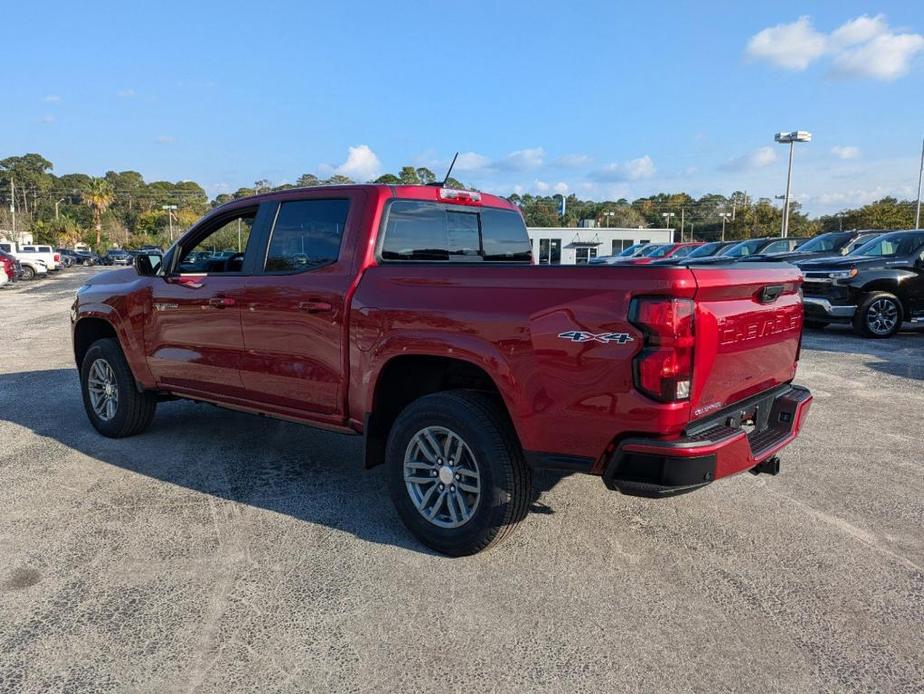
[802,324,924,381]
[0,369,565,555]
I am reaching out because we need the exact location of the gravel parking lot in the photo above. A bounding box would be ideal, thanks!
[1,266,922,693]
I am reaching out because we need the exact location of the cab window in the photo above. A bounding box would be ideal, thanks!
[177,210,255,274]
[264,199,350,272]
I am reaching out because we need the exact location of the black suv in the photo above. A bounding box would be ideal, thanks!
[739,230,880,264]
[797,230,924,338]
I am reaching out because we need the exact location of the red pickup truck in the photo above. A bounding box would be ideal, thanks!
[72,184,812,555]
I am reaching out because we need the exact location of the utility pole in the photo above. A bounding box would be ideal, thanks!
[680,207,685,242]
[9,179,15,236]
[916,137,923,229]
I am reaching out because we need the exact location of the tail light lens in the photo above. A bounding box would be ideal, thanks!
[629,297,695,402]
[54,253,61,262]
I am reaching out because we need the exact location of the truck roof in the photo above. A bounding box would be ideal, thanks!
[214,184,519,214]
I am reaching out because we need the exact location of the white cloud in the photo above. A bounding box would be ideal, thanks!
[832,33,924,80]
[453,148,545,173]
[829,14,888,48]
[117,89,137,97]
[746,16,827,70]
[532,180,569,194]
[333,144,381,181]
[40,114,55,124]
[554,153,592,169]
[498,147,544,171]
[594,155,656,181]
[721,146,777,172]
[745,14,924,80]
[43,95,61,103]
[454,151,492,172]
[831,145,860,160]
[155,135,175,144]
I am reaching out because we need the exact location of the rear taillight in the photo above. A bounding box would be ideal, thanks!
[629,297,695,402]
[54,253,60,262]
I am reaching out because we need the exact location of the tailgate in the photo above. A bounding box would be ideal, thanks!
[688,264,803,421]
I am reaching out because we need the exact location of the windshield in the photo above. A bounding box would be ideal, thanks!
[721,240,763,257]
[797,233,851,253]
[638,244,665,257]
[850,233,924,258]
[671,245,698,258]
[687,242,721,258]
[618,243,645,257]
[646,245,676,257]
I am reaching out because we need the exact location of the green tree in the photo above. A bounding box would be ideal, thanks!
[0,153,54,221]
[296,173,320,187]
[374,174,401,184]
[323,175,354,185]
[415,167,436,184]
[83,178,115,247]
[398,166,420,185]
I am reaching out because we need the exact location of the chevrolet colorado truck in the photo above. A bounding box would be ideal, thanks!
[71,184,812,555]
[798,229,924,337]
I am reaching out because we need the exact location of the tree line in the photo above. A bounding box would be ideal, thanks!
[0,153,919,251]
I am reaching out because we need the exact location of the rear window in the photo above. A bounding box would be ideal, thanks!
[381,201,532,262]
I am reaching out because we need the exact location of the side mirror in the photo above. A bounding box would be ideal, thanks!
[134,253,157,276]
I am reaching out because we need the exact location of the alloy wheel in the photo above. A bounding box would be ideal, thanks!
[866,298,898,335]
[403,426,482,529]
[87,358,119,421]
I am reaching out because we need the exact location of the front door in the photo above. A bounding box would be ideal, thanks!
[240,196,355,418]
[144,206,260,398]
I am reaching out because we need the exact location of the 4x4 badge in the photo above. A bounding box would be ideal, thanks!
[558,331,634,344]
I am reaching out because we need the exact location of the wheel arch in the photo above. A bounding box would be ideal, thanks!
[362,354,520,469]
[73,310,155,391]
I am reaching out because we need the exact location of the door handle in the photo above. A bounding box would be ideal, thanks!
[208,296,236,308]
[298,300,333,313]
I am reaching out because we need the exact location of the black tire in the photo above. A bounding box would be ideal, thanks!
[21,265,35,281]
[804,320,830,330]
[80,338,157,437]
[386,390,531,556]
[852,292,903,339]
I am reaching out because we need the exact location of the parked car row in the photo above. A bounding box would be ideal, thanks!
[0,241,167,286]
[592,230,923,339]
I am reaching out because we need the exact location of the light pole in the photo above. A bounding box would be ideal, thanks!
[161,204,178,241]
[55,197,66,221]
[602,210,615,227]
[718,212,732,241]
[661,212,675,240]
[775,130,812,238]
[915,137,923,229]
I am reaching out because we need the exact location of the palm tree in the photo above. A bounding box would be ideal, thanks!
[83,178,115,247]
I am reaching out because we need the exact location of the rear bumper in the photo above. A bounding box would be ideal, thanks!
[603,384,812,497]
[803,296,855,320]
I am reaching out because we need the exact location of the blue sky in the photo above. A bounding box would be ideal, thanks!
[7,1,924,214]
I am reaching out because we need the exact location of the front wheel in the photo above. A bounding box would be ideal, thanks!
[386,391,531,556]
[852,292,903,339]
[21,266,35,281]
[80,338,157,437]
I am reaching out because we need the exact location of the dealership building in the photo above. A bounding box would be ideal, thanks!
[526,225,675,264]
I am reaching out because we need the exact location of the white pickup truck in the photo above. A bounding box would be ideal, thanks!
[0,242,60,272]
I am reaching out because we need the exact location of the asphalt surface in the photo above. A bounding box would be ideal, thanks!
[1,266,922,693]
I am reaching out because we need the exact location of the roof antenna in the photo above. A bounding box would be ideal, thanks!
[430,152,459,187]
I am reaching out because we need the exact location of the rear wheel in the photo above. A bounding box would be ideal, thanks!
[80,338,157,437]
[852,292,903,339]
[386,391,531,556]
[21,265,35,281]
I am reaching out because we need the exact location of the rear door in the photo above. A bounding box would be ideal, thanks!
[144,204,267,397]
[687,265,804,419]
[238,192,361,418]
